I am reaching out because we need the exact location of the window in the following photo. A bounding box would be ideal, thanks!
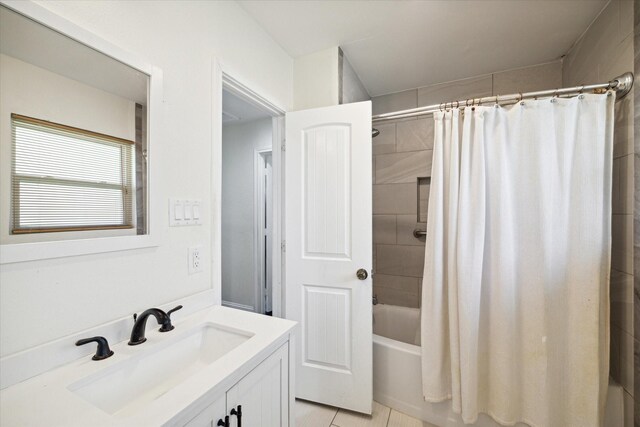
[10,114,134,234]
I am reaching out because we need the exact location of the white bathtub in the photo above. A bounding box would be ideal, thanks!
[372,303,624,427]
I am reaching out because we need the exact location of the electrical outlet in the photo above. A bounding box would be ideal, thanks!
[188,246,204,275]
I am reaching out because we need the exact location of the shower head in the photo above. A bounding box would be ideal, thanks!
[372,128,380,138]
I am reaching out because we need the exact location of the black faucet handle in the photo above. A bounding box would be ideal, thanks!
[167,305,183,316]
[159,305,183,332]
[76,336,114,361]
[217,415,229,427]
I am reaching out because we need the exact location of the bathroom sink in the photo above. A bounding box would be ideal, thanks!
[68,323,253,417]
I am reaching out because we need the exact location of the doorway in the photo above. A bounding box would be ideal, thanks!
[220,86,280,315]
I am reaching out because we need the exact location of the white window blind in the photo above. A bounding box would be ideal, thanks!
[11,114,134,234]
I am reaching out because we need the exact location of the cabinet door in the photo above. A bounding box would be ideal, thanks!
[184,394,226,427]
[226,343,289,427]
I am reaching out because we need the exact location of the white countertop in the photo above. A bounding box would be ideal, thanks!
[1,306,296,426]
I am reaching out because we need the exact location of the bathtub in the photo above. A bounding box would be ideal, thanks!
[372,303,624,427]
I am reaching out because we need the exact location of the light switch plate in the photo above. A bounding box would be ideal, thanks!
[169,198,203,226]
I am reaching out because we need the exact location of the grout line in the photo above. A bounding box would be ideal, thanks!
[330,407,339,426]
[385,406,392,427]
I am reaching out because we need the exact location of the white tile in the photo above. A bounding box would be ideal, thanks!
[374,215,397,244]
[417,75,492,107]
[613,94,633,159]
[396,214,425,246]
[612,156,621,214]
[396,119,434,152]
[373,123,396,155]
[611,214,633,274]
[610,270,634,334]
[373,285,420,308]
[418,179,430,223]
[619,330,634,396]
[387,410,439,427]
[373,274,421,294]
[493,61,562,96]
[332,401,391,427]
[623,390,634,427]
[618,154,633,215]
[562,48,598,90]
[599,33,632,83]
[296,399,338,427]
[376,244,425,278]
[610,324,621,381]
[373,90,417,116]
[373,184,416,215]
[618,0,633,39]
[563,0,620,86]
[375,151,432,184]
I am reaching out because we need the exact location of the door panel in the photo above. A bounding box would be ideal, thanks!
[303,125,351,259]
[285,101,372,414]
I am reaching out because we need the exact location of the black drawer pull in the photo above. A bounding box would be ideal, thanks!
[217,415,229,427]
[230,405,242,427]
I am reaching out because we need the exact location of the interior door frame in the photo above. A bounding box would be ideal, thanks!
[254,148,272,314]
[211,58,286,316]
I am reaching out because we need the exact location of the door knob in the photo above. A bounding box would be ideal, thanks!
[356,268,368,280]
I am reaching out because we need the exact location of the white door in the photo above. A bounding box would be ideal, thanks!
[285,101,372,414]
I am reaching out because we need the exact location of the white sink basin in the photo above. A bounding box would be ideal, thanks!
[68,323,253,417]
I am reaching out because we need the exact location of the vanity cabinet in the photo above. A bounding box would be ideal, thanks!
[185,342,290,427]
[183,395,226,427]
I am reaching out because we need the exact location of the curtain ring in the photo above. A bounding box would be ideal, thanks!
[579,85,584,94]
[517,92,523,102]
[439,103,444,112]
[553,89,559,98]
[495,95,499,105]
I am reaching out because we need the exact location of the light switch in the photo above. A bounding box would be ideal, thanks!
[169,198,202,226]
[174,200,184,220]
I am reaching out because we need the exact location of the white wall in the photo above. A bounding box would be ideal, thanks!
[340,51,370,104]
[293,47,339,110]
[0,1,293,357]
[221,118,272,311]
[0,53,137,243]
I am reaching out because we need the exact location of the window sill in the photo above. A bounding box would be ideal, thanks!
[0,234,160,264]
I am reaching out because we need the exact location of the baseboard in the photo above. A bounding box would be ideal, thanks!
[222,300,255,312]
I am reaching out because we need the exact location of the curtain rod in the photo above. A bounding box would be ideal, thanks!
[372,72,634,122]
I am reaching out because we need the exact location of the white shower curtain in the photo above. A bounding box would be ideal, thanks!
[421,93,614,427]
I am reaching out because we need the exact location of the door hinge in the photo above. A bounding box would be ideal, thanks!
[281,240,286,252]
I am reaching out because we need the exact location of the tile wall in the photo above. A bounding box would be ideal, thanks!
[371,60,562,308]
[563,1,635,425]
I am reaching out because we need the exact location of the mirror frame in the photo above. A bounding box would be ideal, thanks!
[0,0,163,264]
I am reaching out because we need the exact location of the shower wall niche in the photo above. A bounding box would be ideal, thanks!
[371,60,562,308]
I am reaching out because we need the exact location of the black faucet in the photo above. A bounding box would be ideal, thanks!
[76,336,114,360]
[128,305,183,345]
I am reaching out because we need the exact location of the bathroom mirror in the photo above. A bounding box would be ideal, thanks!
[0,2,162,263]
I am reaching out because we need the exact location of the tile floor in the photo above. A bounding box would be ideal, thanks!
[295,399,439,427]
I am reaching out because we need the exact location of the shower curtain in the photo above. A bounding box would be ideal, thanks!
[421,93,614,427]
